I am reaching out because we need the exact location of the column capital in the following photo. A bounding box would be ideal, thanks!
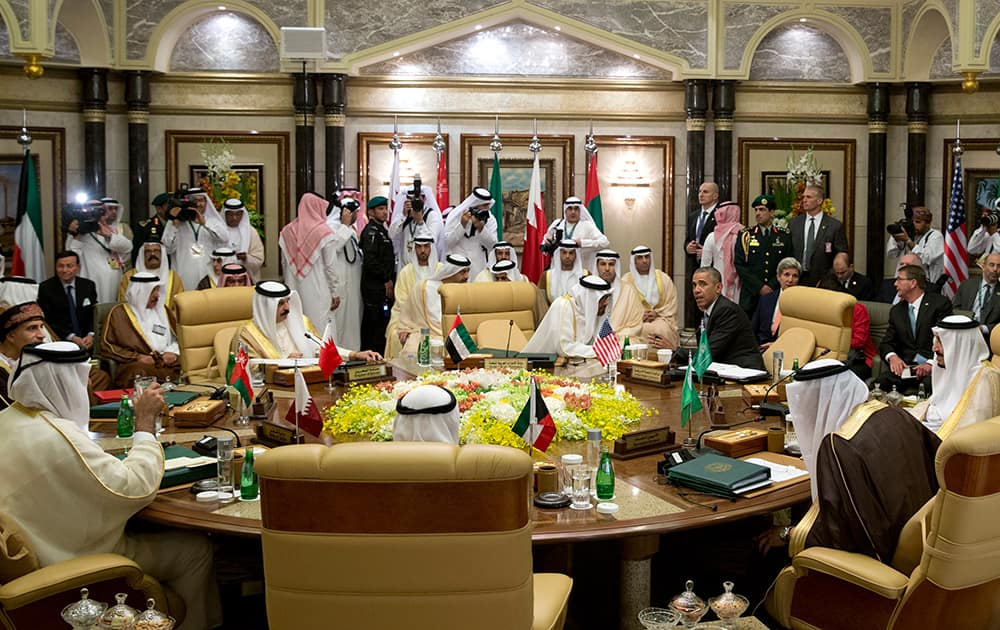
[866,82,890,122]
[684,79,709,119]
[293,73,317,114]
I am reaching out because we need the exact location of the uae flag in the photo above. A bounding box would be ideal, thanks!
[489,153,504,239]
[228,346,254,406]
[585,152,604,232]
[13,149,44,280]
[436,150,450,212]
[521,153,548,283]
[512,377,556,451]
[284,367,324,437]
[445,313,477,364]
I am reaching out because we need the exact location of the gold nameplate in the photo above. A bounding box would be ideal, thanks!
[631,365,667,383]
[611,427,676,460]
[255,421,305,447]
[484,357,529,371]
[335,362,393,385]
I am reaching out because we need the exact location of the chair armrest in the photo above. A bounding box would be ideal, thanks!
[792,547,909,599]
[0,553,146,610]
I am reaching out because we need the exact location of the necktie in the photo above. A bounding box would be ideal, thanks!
[977,284,993,321]
[696,212,707,241]
[804,217,816,270]
[771,302,782,336]
[909,303,917,336]
[66,285,80,336]
[701,313,708,334]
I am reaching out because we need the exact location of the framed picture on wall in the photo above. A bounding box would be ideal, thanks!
[477,158,555,248]
[357,133,448,206]
[760,170,832,197]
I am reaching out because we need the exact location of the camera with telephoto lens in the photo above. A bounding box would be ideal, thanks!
[62,200,104,235]
[407,176,424,215]
[166,191,200,222]
[471,206,491,222]
[886,202,916,238]
[980,210,1000,227]
[539,227,564,254]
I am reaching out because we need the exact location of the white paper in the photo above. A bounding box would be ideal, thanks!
[706,362,768,381]
[164,456,216,471]
[744,457,809,483]
[248,358,319,367]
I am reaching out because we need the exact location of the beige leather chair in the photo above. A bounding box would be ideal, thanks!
[170,286,253,381]
[991,325,1000,368]
[476,319,530,352]
[256,442,573,630]
[438,283,538,344]
[763,327,816,377]
[766,416,1000,629]
[0,513,184,629]
[776,286,854,361]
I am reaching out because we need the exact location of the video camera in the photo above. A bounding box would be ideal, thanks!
[62,199,104,235]
[539,227,564,255]
[166,187,201,222]
[980,208,1000,228]
[406,176,424,215]
[886,202,916,238]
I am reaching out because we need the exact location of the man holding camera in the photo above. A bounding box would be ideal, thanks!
[444,187,499,280]
[66,198,134,303]
[542,196,609,272]
[389,178,444,270]
[329,197,364,351]
[968,207,1000,257]
[161,187,227,291]
[886,205,944,285]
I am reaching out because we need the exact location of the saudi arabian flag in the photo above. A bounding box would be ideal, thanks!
[444,313,477,364]
[692,329,713,380]
[12,149,44,281]
[584,152,604,232]
[680,362,702,428]
[225,351,236,382]
[512,377,556,451]
[489,152,503,239]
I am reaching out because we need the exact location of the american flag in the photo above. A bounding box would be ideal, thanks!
[943,150,969,298]
[592,318,622,367]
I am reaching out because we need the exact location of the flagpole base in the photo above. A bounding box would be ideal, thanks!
[681,436,699,449]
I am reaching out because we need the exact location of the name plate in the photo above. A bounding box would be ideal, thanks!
[483,357,529,371]
[255,421,305,447]
[335,362,393,385]
[631,365,667,383]
[251,387,274,419]
[611,426,676,460]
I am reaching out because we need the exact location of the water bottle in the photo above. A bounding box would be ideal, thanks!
[116,394,134,438]
[596,445,615,500]
[622,336,632,360]
[917,383,927,400]
[417,327,431,367]
[772,350,784,384]
[240,447,258,500]
[789,358,799,382]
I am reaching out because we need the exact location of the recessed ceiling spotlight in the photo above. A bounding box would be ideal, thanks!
[554,26,561,31]
[633,54,640,59]
[249,129,259,135]
[217,5,226,10]
[799,17,807,23]
[392,51,400,57]
[474,24,482,30]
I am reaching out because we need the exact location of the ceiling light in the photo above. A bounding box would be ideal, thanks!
[554,26,561,31]
[799,17,807,23]
[474,24,482,31]
[633,54,640,59]
[392,51,400,57]
[217,5,226,10]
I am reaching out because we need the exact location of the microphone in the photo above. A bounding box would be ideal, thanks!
[304,331,323,345]
[504,320,514,358]
[757,366,799,418]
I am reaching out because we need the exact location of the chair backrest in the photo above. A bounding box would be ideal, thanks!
[171,287,253,380]
[476,319,529,352]
[256,442,534,630]
[213,326,239,375]
[778,286,854,361]
[439,283,538,343]
[762,327,816,376]
[991,325,1000,367]
[890,417,1000,629]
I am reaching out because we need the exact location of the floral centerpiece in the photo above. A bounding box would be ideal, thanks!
[323,368,654,448]
[772,147,837,228]
[198,139,264,238]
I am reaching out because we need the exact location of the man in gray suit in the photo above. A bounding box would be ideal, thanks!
[788,184,849,287]
[953,252,1000,334]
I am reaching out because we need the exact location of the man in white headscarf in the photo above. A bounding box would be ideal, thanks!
[328,197,363,351]
[912,314,999,438]
[392,384,460,444]
[485,259,519,282]
[389,180,444,269]
[541,196,609,271]
[592,249,621,305]
[523,275,613,377]
[0,341,223,629]
[0,276,40,311]
[765,359,940,562]
[385,234,440,358]
[443,187,498,280]
[396,254,471,356]
[220,198,265,281]
[102,272,181,387]
[196,247,238,290]
[474,241,521,282]
[161,186,227,292]
[118,241,184,307]
[66,198,134,303]
[615,245,680,350]
[279,193,339,329]
[539,239,584,304]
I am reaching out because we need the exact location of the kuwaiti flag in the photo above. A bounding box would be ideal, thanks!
[521,152,548,283]
[13,149,44,281]
[318,319,343,377]
[229,345,254,406]
[512,377,556,451]
[585,152,604,232]
[445,313,477,364]
[284,366,324,437]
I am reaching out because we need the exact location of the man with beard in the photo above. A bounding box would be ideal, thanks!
[196,247,238,290]
[614,246,680,350]
[220,198,265,281]
[360,196,396,353]
[385,234,439,358]
[67,198,134,303]
[539,240,584,304]
[279,193,339,329]
[542,197,609,271]
[161,186,227,291]
[118,241,184,307]
[102,272,180,387]
[474,241,520,282]
[395,254,471,356]
[217,263,252,287]
[389,181,444,269]
[328,197,363,351]
[443,187,498,280]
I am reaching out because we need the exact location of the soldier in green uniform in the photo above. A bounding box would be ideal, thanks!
[131,192,169,265]
[734,194,792,315]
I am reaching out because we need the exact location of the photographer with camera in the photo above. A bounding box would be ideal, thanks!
[65,198,134,303]
[542,196,609,271]
[328,196,364,351]
[968,204,1000,257]
[160,186,227,291]
[443,187,498,280]
[389,176,444,271]
[886,204,944,284]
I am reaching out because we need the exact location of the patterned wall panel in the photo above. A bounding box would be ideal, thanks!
[724,3,794,70]
[169,11,278,72]
[748,24,851,82]
[825,5,892,73]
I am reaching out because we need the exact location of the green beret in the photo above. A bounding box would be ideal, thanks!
[752,194,776,210]
[367,196,388,209]
[151,192,170,206]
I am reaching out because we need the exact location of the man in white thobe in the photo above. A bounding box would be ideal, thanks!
[118,241,184,307]
[540,239,584,304]
[396,254,471,356]
[161,187,227,292]
[385,234,439,358]
[328,198,363,351]
[279,192,339,329]
[220,198,265,281]
[443,187,498,280]
[388,182,444,270]
[616,245,681,350]
[541,196,609,271]
[474,241,521,282]
[67,199,134,303]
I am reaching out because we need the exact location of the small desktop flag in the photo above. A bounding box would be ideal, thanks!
[318,319,343,377]
[592,318,622,367]
[680,362,703,428]
[692,329,713,380]
[284,367,324,437]
[229,346,254,406]
[445,313,477,364]
[512,377,556,451]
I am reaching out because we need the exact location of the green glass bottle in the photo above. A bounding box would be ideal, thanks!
[240,447,258,500]
[116,394,134,438]
[417,327,431,367]
[622,336,632,360]
[790,358,799,382]
[596,445,615,500]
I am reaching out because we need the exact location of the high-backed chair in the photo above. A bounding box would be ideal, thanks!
[170,286,253,381]
[991,325,1000,368]
[476,319,530,352]
[256,442,573,630]
[439,283,539,343]
[860,300,893,380]
[0,513,185,629]
[766,417,1000,629]
[763,327,816,376]
[776,286,854,361]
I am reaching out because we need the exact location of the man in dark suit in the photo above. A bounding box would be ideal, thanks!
[692,266,765,370]
[684,182,719,326]
[953,252,1000,333]
[37,251,97,351]
[876,253,944,303]
[788,183,849,287]
[878,264,952,395]
[828,252,874,301]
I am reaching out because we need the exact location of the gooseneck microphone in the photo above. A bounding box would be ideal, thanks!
[504,320,514,358]
[304,331,323,345]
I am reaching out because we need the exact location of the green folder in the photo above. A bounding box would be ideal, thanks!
[117,444,216,489]
[90,390,200,418]
[667,453,771,498]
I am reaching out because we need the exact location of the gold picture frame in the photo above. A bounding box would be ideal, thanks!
[357,133,449,205]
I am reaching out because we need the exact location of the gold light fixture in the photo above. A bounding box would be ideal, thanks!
[961,71,979,94]
[20,54,43,80]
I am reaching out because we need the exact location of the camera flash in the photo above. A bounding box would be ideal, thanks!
[74,192,88,204]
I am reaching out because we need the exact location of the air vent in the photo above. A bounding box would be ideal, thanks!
[280,27,326,60]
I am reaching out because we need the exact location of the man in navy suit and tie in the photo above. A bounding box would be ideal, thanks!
[878,264,952,395]
[37,251,98,351]
[788,183,849,287]
[690,266,765,371]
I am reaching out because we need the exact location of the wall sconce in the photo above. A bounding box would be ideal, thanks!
[623,197,637,214]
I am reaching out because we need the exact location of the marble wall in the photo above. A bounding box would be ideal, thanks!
[723,3,794,70]
[748,24,851,82]
[0,19,80,63]
[169,12,278,73]
[825,5,892,74]
[977,0,1000,56]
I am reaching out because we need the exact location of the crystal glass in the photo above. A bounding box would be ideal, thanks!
[569,466,592,510]
[133,598,175,630]
[637,607,679,629]
[216,435,235,503]
[98,593,138,629]
[669,580,708,628]
[61,588,107,629]
[708,581,749,629]
[429,339,445,367]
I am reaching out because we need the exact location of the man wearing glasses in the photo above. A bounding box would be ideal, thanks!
[877,264,952,395]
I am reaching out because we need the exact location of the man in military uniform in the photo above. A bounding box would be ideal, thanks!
[131,193,169,265]
[734,194,792,315]
[360,196,396,353]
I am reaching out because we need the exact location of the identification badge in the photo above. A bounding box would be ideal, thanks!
[152,324,167,336]
[825,242,833,253]
[191,244,205,256]
[107,257,120,269]
[749,239,759,247]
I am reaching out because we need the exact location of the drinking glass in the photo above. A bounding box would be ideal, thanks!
[216,435,235,503]
[249,362,265,388]
[133,375,161,433]
[570,466,593,510]
[429,339,445,367]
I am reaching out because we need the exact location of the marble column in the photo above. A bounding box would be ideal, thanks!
[619,535,659,630]
[125,70,151,225]
[293,73,317,202]
[713,80,735,202]
[80,68,108,197]
[866,83,890,282]
[684,79,709,328]
[322,74,347,195]
[905,83,931,208]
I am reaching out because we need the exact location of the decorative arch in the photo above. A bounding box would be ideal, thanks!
[976,11,1000,67]
[903,5,952,80]
[52,0,111,66]
[0,1,25,48]
[146,0,280,72]
[735,10,871,83]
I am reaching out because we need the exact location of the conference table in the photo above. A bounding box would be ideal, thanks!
[92,362,810,630]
